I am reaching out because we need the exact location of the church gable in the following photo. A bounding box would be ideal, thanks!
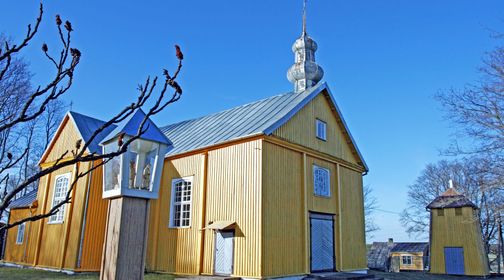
[272,89,363,168]
[40,114,83,164]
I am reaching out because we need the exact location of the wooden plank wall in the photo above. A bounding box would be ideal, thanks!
[261,140,366,276]
[261,142,305,277]
[430,207,489,276]
[3,208,39,264]
[79,161,108,271]
[339,166,367,270]
[146,140,263,278]
[390,252,424,271]
[273,92,359,166]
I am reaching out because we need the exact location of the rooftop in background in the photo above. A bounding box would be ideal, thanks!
[390,242,429,253]
[8,189,37,209]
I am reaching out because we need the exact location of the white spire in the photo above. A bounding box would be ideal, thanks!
[287,0,324,93]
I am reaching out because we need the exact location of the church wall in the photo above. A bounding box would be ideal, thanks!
[147,139,263,278]
[273,92,360,167]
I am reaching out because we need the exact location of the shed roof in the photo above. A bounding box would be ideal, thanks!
[367,242,393,270]
[390,242,429,253]
[427,188,477,209]
[9,189,37,209]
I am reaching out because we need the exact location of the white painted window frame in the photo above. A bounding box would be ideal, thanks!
[48,172,71,224]
[313,165,331,197]
[401,255,413,265]
[168,176,193,228]
[315,119,327,141]
[16,223,25,244]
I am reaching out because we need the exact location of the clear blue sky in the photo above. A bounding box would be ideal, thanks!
[2,1,504,242]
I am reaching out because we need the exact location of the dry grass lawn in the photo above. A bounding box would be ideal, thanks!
[0,266,175,280]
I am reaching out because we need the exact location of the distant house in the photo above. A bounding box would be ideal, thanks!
[427,187,489,276]
[367,239,428,272]
[389,243,429,272]
[367,239,394,270]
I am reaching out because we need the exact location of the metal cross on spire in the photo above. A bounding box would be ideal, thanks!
[302,0,307,35]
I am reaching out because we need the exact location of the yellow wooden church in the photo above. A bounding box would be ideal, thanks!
[2,14,369,279]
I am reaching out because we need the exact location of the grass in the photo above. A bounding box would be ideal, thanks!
[0,266,176,280]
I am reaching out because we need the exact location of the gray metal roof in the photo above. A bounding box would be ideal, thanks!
[9,189,37,209]
[101,109,171,145]
[161,82,367,171]
[58,83,367,171]
[368,242,393,270]
[69,111,117,154]
[390,242,429,253]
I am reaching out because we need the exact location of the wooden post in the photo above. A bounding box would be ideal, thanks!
[302,152,309,273]
[33,172,52,266]
[198,152,209,274]
[100,197,150,280]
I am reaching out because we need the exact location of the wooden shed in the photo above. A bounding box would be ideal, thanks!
[389,242,429,272]
[427,188,489,276]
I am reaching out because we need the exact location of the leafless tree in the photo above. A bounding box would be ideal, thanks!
[0,3,184,230]
[364,184,380,238]
[436,41,504,179]
[400,159,501,252]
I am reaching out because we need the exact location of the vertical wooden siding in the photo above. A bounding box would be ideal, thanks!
[390,252,424,271]
[339,166,367,270]
[261,142,305,277]
[79,161,108,271]
[3,208,39,264]
[430,207,489,276]
[147,153,203,274]
[147,140,263,278]
[262,141,347,277]
[43,117,81,163]
[203,140,262,277]
[273,92,359,166]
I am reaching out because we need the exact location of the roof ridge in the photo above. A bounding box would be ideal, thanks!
[69,110,107,124]
[161,91,296,129]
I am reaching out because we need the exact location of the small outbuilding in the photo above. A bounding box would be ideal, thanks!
[427,187,489,276]
[389,242,429,272]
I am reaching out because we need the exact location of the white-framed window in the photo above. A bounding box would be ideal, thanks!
[48,173,71,224]
[402,255,413,265]
[169,177,193,228]
[313,165,330,197]
[16,223,25,244]
[316,119,327,141]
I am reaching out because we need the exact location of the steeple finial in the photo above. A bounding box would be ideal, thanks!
[287,0,324,93]
[302,0,307,35]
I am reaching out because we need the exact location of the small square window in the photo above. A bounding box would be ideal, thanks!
[402,256,413,265]
[316,119,327,141]
[437,209,445,216]
[455,208,463,216]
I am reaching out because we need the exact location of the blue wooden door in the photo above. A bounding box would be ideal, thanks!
[444,247,465,275]
[310,213,335,272]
